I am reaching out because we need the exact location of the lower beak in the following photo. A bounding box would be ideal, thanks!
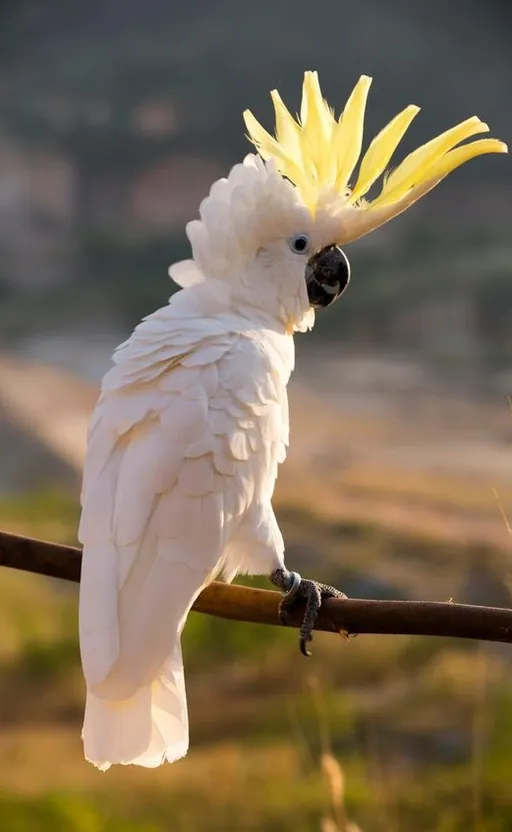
[305,245,351,309]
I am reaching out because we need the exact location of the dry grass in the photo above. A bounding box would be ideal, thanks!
[321,754,363,832]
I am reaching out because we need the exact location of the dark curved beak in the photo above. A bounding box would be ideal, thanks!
[305,245,351,309]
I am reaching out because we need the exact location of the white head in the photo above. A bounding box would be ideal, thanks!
[170,72,507,333]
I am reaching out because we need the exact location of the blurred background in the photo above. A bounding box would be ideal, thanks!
[0,1,512,830]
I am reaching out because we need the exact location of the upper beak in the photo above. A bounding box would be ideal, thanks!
[305,245,351,309]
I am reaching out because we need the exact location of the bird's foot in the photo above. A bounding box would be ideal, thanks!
[270,568,347,656]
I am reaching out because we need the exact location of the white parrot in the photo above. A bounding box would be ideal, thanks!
[78,72,506,770]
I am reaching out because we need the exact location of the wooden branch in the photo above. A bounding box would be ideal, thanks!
[2,529,512,644]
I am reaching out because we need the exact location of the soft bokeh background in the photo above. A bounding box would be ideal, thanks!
[1,2,512,830]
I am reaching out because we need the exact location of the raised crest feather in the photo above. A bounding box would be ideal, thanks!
[244,71,507,242]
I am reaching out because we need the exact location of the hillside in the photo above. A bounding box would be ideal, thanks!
[0,0,511,375]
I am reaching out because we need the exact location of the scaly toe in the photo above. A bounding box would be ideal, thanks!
[277,571,302,626]
[298,579,347,657]
[278,599,293,625]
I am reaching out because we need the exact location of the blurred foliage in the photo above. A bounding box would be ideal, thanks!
[0,488,79,543]
[1,489,512,829]
[0,794,158,832]
[77,231,187,326]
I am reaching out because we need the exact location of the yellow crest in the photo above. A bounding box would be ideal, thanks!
[243,72,507,242]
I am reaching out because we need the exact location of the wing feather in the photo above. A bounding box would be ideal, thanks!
[79,310,290,696]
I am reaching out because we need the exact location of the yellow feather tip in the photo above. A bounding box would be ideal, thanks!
[243,72,507,238]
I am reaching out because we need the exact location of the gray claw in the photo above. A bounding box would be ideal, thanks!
[270,568,347,656]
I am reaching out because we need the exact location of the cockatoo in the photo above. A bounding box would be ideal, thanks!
[78,72,506,770]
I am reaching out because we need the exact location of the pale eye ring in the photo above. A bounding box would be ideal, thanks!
[288,233,310,255]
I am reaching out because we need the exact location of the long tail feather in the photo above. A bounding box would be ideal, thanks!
[82,648,189,771]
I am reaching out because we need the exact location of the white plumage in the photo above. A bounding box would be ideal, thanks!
[79,310,293,767]
[79,158,305,769]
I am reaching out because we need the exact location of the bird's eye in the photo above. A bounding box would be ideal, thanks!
[288,234,310,255]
